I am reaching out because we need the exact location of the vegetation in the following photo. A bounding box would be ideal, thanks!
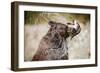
[24,11,90,25]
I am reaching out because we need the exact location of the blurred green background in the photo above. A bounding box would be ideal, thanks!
[24,11,90,25]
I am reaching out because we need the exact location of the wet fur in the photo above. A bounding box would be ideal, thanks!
[32,21,69,61]
[32,20,81,61]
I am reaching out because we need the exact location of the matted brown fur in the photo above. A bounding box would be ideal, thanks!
[32,21,80,61]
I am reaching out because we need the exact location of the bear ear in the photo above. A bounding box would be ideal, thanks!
[48,21,56,27]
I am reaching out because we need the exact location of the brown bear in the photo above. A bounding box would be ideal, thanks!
[32,20,81,61]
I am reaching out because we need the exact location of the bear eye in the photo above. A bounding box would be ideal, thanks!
[67,23,71,25]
